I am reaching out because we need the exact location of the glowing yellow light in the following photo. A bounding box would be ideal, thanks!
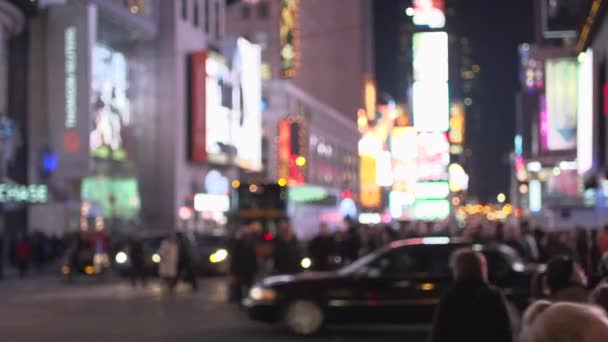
[553,167,561,176]
[357,115,368,128]
[295,156,306,167]
[497,193,506,203]
[232,180,241,188]
[84,266,95,275]
[420,283,435,291]
[301,257,312,269]
[249,184,258,192]
[209,249,229,263]
[152,254,161,263]
[61,266,71,275]
[452,197,461,206]
[278,178,287,187]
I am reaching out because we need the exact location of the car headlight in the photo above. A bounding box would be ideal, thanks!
[301,257,312,269]
[115,251,128,264]
[152,253,161,263]
[249,286,277,302]
[209,249,228,263]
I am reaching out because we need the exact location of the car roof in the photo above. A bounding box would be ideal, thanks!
[389,236,470,249]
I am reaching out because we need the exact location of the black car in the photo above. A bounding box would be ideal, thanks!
[244,237,539,335]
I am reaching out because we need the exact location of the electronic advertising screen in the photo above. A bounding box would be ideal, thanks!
[416,132,450,181]
[91,44,133,161]
[544,58,578,151]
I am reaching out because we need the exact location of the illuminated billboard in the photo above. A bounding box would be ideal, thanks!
[415,181,450,200]
[360,155,381,208]
[416,132,449,181]
[413,32,448,82]
[412,0,445,29]
[390,191,415,219]
[280,0,299,78]
[414,199,450,220]
[449,102,465,147]
[529,180,542,213]
[278,116,307,186]
[577,49,593,175]
[545,58,578,151]
[413,82,449,132]
[82,176,140,220]
[391,127,417,161]
[205,52,233,162]
[233,38,262,171]
[376,151,393,187]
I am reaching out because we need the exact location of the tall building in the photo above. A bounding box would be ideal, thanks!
[225,0,371,237]
[513,0,590,227]
[21,0,259,235]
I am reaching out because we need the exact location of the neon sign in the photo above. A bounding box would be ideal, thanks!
[0,184,48,204]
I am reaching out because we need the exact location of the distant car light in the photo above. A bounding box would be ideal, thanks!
[84,266,95,275]
[249,286,277,302]
[61,265,71,275]
[115,251,128,264]
[209,249,229,263]
[301,257,312,269]
[513,262,525,272]
[420,283,436,291]
[152,253,161,263]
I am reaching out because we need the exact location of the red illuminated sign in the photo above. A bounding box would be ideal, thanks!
[189,51,207,162]
[278,117,306,186]
[63,130,81,154]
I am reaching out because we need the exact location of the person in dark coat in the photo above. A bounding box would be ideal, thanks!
[273,223,301,274]
[230,226,258,303]
[176,233,198,292]
[545,255,588,303]
[127,236,146,287]
[308,224,335,271]
[431,248,513,342]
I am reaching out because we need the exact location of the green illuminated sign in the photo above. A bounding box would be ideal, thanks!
[288,186,328,203]
[0,184,48,204]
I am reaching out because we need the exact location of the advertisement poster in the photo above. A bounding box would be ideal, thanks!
[91,44,132,161]
[545,58,578,151]
[416,132,449,181]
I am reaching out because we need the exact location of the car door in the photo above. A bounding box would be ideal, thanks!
[347,246,426,324]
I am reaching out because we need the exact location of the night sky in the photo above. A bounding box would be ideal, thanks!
[374,0,534,203]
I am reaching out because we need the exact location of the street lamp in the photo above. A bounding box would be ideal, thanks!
[497,193,506,204]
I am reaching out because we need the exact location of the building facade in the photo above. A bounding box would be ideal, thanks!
[22,0,257,235]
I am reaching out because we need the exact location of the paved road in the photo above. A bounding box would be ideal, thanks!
[0,276,429,342]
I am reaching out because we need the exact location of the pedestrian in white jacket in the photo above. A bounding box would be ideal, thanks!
[159,233,179,293]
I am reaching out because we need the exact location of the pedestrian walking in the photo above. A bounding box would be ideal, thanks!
[273,222,301,275]
[230,225,258,303]
[177,233,198,292]
[159,233,179,294]
[15,236,31,278]
[545,255,588,303]
[308,224,335,271]
[127,236,146,287]
[430,248,513,342]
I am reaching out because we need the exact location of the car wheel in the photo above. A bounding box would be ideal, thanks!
[285,300,324,336]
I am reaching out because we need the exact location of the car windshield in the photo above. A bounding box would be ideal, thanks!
[337,249,385,276]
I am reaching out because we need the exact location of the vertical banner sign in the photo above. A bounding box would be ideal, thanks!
[360,155,381,208]
[545,58,578,151]
[278,119,291,181]
[47,3,95,179]
[189,51,207,162]
[280,0,299,78]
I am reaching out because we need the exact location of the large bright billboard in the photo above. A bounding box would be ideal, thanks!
[413,82,449,132]
[413,32,448,82]
[545,58,578,151]
[416,132,449,181]
[360,155,381,208]
[414,199,450,220]
[577,49,593,175]
[233,38,262,171]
